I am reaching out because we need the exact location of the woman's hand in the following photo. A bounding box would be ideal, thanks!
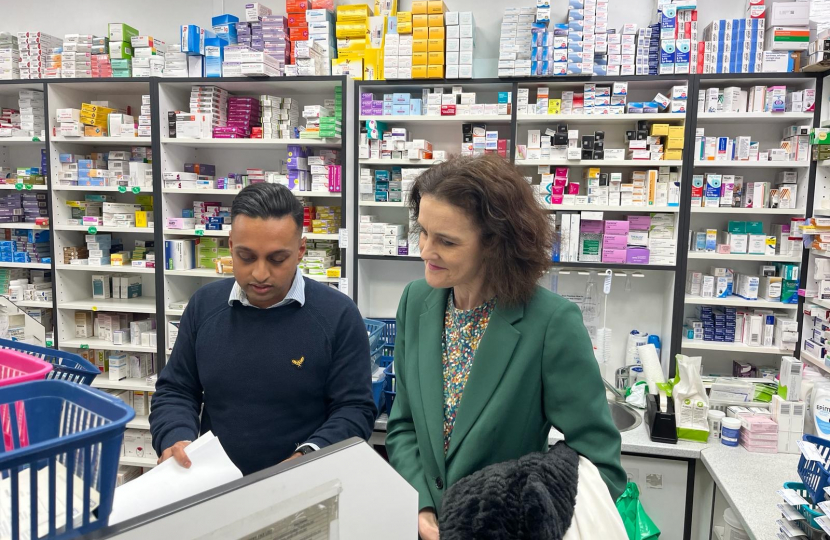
[418,509,440,540]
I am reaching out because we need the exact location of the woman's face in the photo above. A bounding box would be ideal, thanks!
[418,195,485,290]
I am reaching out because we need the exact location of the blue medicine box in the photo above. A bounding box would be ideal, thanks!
[212,14,239,45]
[204,37,226,77]
[181,25,205,56]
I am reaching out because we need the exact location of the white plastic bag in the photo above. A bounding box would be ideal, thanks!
[673,355,710,442]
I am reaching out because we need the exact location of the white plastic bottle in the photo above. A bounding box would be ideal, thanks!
[811,381,830,440]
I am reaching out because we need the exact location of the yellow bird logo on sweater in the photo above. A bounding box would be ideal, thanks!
[292,356,305,368]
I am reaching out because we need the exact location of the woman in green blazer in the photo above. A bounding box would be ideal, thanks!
[386,155,627,540]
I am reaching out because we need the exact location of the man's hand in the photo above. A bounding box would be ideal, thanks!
[281,452,303,463]
[418,508,439,540]
[158,440,192,467]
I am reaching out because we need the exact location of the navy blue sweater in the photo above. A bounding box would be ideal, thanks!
[149,277,376,475]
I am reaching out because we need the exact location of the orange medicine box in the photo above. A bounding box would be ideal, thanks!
[398,22,413,33]
[412,51,428,65]
[428,14,444,26]
[412,65,428,78]
[413,27,428,39]
[429,26,445,39]
[427,0,446,13]
[412,0,428,14]
[428,38,444,51]
[428,64,444,78]
[413,14,429,27]
[427,51,444,64]
[413,39,428,52]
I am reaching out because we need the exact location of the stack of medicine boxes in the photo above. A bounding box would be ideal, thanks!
[108,24,138,78]
[131,36,165,77]
[61,34,95,79]
[307,8,335,75]
[771,357,804,454]
[443,11,474,78]
[359,216,408,256]
[86,233,112,266]
[411,0,447,79]
[636,24,660,76]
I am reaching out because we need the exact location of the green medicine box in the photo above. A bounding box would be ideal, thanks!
[108,42,133,60]
[108,23,139,43]
[727,221,746,234]
[745,221,764,234]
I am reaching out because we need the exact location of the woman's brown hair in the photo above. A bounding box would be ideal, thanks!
[409,154,553,306]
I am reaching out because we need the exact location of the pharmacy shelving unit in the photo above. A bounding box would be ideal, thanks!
[0,80,53,340]
[353,76,696,380]
[682,73,818,375]
[46,79,159,387]
[353,78,515,326]
[156,76,347,363]
[801,72,830,376]
[515,76,693,377]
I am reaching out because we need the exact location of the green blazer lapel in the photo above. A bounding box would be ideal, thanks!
[445,302,524,461]
[418,286,451,477]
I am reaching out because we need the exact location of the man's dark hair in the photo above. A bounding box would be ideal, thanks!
[231,183,304,233]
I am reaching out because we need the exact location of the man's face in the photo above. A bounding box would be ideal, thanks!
[229,215,306,308]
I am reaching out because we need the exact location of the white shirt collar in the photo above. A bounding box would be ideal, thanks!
[228,266,306,309]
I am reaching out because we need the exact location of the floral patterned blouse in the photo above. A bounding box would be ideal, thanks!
[442,290,497,454]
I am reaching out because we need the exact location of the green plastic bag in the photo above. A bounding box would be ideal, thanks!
[615,482,661,540]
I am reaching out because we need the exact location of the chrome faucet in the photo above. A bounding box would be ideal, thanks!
[604,367,631,402]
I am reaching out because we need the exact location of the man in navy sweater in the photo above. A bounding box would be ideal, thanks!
[150,183,376,475]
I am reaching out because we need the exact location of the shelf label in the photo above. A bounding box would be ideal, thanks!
[88,226,98,235]
[91,306,98,311]
[24,184,32,190]
[46,340,53,347]
[31,137,41,142]
[195,226,205,236]
[79,344,89,349]
[14,183,22,190]
[338,228,349,249]
[338,277,348,293]
[118,186,127,193]
[131,186,141,194]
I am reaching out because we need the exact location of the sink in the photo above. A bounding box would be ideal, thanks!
[608,400,643,433]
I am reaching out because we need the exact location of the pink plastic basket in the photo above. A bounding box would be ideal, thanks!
[0,350,52,451]
[0,348,53,387]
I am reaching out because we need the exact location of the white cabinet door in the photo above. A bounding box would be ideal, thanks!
[620,454,690,540]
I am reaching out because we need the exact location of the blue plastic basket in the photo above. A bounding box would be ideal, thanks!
[798,434,830,504]
[383,362,396,415]
[372,370,386,414]
[0,338,99,386]
[364,319,385,352]
[783,481,823,533]
[0,379,134,539]
[379,318,397,345]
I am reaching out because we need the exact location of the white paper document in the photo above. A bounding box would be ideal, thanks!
[108,431,242,525]
[0,461,100,540]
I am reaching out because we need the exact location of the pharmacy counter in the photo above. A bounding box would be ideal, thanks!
[701,444,800,540]
[373,409,801,540]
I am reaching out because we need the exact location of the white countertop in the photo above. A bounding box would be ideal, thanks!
[701,444,800,540]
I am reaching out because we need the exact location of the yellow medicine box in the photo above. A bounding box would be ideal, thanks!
[398,22,413,33]
[412,65,428,78]
[664,150,683,161]
[548,99,561,115]
[412,51,428,65]
[650,124,669,137]
[666,137,684,150]
[397,11,412,22]
[429,27,445,39]
[337,4,372,20]
[412,27,428,39]
[135,211,149,228]
[668,126,685,138]
[427,38,444,51]
[427,64,444,78]
[411,0,428,14]
[413,39,428,52]
[428,14,444,26]
[413,14,429,27]
[427,51,444,64]
[427,0,446,13]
